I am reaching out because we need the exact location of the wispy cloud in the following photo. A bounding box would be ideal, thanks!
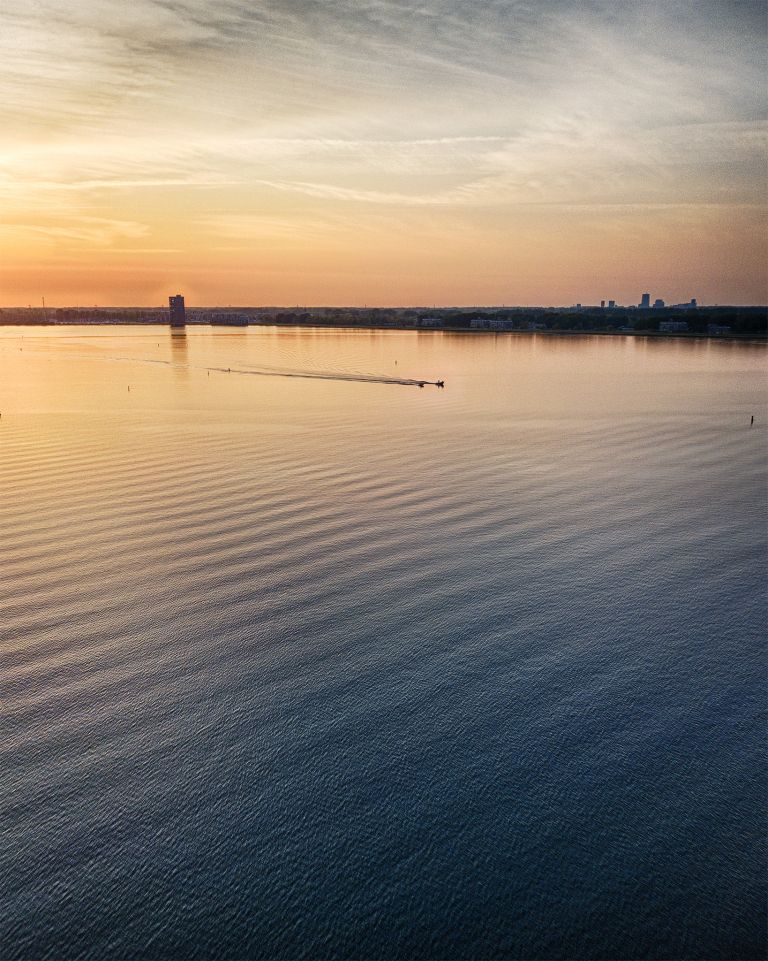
[0,0,765,302]
[0,216,150,246]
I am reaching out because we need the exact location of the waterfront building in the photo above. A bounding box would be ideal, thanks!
[169,294,186,327]
[659,320,689,332]
[210,312,248,326]
[469,318,514,331]
[418,316,445,327]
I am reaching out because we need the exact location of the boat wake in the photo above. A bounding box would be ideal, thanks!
[203,364,439,387]
[5,337,443,388]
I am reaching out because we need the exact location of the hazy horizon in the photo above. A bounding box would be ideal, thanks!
[3,299,767,312]
[1,0,766,307]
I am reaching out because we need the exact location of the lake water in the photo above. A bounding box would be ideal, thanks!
[2,326,766,960]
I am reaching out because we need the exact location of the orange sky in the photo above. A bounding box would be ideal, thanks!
[1,0,766,306]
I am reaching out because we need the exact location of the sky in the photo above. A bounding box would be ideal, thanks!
[0,0,765,306]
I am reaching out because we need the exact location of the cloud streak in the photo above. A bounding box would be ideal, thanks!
[0,0,765,303]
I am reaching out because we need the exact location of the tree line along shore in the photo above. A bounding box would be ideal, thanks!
[1,306,765,338]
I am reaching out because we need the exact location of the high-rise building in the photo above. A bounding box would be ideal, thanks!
[653,298,665,309]
[600,300,605,309]
[640,292,650,308]
[608,300,616,309]
[671,299,698,310]
[169,294,186,327]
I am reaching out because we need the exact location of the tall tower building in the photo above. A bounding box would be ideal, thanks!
[169,294,186,327]
[640,292,650,309]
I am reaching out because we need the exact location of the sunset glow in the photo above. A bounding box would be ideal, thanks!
[1,0,765,306]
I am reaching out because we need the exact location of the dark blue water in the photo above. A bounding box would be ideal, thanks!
[2,328,766,959]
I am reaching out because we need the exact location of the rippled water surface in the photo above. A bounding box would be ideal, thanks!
[2,326,766,960]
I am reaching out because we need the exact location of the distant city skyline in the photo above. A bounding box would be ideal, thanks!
[1,291,709,310]
[0,0,765,306]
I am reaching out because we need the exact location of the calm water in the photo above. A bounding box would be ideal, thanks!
[2,326,766,960]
